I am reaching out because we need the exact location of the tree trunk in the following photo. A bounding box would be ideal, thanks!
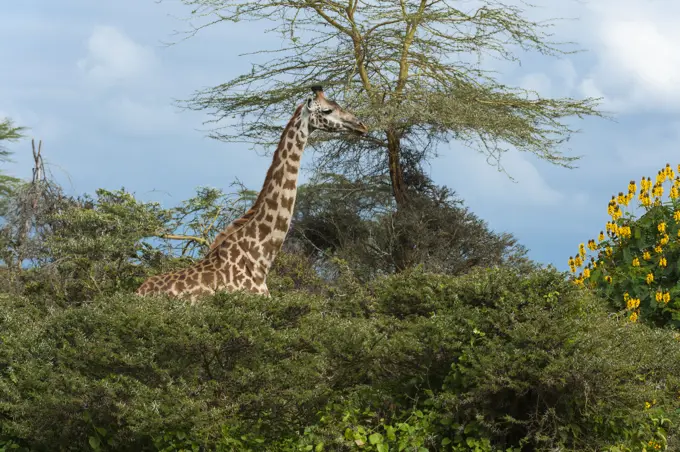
[386,130,408,208]
[386,130,413,272]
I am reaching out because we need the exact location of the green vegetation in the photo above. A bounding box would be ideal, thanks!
[3,175,680,451]
[2,266,679,451]
[570,163,680,327]
[1,2,674,450]
[0,118,26,216]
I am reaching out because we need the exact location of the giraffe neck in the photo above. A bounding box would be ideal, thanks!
[210,104,310,276]
[252,105,309,258]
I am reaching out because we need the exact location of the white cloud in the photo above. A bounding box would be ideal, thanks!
[77,25,156,86]
[575,0,680,112]
[434,144,586,211]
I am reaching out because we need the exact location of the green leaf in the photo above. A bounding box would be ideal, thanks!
[623,247,632,265]
[88,436,101,451]
[369,432,383,444]
[442,438,452,445]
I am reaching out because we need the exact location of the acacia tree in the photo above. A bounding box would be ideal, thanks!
[175,0,603,209]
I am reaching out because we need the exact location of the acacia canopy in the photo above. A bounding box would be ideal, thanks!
[176,0,603,206]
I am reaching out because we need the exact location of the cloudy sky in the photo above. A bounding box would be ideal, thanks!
[2,0,678,271]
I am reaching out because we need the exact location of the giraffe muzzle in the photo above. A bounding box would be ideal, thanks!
[350,121,369,134]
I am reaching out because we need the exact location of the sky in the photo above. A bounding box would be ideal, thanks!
[2,0,680,271]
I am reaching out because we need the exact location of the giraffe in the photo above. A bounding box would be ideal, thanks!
[136,85,368,303]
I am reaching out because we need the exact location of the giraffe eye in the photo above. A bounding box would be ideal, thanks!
[321,109,333,114]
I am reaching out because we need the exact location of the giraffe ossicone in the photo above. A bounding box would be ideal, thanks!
[136,86,368,303]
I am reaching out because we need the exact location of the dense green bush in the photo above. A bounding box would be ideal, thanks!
[1,267,679,451]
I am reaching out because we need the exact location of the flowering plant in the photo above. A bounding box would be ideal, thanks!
[570,164,680,326]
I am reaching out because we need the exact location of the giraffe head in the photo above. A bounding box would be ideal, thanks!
[305,85,368,135]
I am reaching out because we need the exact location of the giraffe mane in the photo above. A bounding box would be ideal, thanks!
[209,104,305,251]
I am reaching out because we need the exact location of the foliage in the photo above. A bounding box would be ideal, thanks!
[0,118,25,161]
[1,184,261,302]
[0,188,184,303]
[292,173,533,279]
[569,163,680,327]
[0,117,26,216]
[161,184,256,258]
[0,176,70,287]
[1,267,679,450]
[267,248,327,296]
[175,0,604,210]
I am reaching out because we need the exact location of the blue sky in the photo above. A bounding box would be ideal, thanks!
[2,0,679,271]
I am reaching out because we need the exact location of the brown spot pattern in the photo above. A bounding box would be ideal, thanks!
[135,103,318,302]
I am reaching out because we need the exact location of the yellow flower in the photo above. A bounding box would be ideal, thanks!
[605,247,612,257]
[645,401,652,409]
[619,226,631,239]
[655,245,663,254]
[574,255,583,267]
[610,223,619,236]
[660,257,668,267]
[656,290,663,302]
[672,186,680,200]
[623,292,630,301]
[643,251,652,260]
[665,163,675,180]
[663,292,671,304]
[675,210,680,221]
[653,184,664,198]
[632,257,640,267]
[660,234,670,245]
[583,268,591,278]
[656,170,665,185]
[604,275,612,284]
[607,197,617,216]
[630,311,639,322]
[627,297,640,310]
[628,180,637,194]
[587,239,597,251]
[646,272,655,284]
[658,222,667,233]
[598,231,605,242]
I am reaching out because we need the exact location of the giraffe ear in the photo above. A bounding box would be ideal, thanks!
[306,97,313,109]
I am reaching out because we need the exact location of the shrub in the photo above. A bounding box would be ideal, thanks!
[568,163,680,326]
[267,250,327,295]
[1,267,679,450]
